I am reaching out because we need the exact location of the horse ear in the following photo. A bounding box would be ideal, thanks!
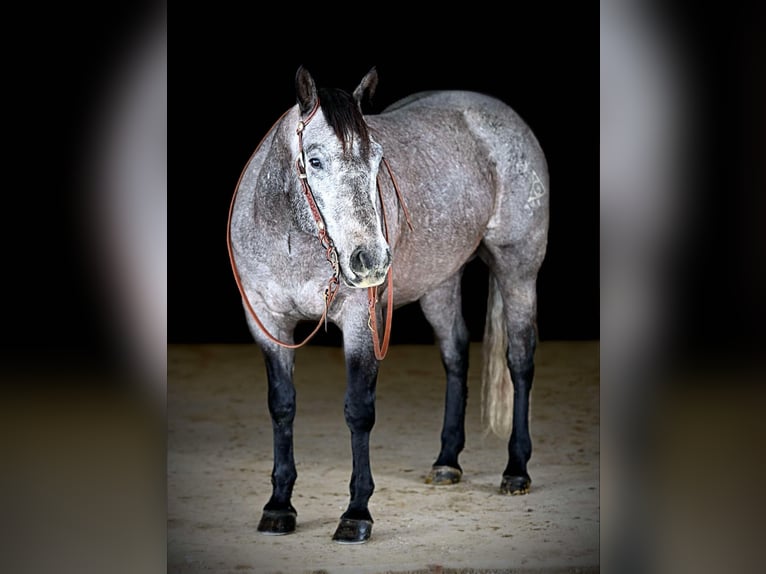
[353,67,378,110]
[295,65,318,115]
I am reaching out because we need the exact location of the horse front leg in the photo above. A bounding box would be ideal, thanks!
[332,326,379,544]
[256,344,299,535]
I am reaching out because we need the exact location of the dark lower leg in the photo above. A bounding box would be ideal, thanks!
[502,324,536,493]
[433,330,470,470]
[344,430,375,520]
[419,276,470,484]
[258,349,298,533]
[333,346,378,543]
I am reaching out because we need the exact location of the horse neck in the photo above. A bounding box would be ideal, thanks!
[251,107,316,236]
[366,121,407,253]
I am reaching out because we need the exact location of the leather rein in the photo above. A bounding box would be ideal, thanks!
[226,98,413,360]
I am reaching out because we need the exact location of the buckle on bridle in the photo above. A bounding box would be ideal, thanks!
[296,154,308,179]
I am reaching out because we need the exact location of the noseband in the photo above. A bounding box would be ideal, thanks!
[227,97,413,360]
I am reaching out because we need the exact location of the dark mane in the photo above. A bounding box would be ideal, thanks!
[318,87,370,158]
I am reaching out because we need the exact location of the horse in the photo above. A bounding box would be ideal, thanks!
[227,66,549,544]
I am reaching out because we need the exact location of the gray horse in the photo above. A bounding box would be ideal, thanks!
[228,66,549,543]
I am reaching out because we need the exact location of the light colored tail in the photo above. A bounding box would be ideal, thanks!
[481,274,513,438]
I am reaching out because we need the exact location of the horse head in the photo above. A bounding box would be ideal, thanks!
[293,66,391,289]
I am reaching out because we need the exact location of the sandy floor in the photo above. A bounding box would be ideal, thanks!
[168,341,599,573]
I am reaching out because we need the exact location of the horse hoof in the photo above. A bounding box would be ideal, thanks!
[500,475,531,495]
[332,518,373,544]
[425,465,462,485]
[257,509,297,535]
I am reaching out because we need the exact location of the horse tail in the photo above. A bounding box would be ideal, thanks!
[481,273,513,439]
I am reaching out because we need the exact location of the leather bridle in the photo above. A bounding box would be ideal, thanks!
[227,98,413,360]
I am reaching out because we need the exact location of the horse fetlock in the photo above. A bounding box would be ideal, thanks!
[270,468,297,490]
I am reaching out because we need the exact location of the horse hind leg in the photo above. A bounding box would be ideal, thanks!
[482,246,541,495]
[500,276,537,495]
[419,269,470,485]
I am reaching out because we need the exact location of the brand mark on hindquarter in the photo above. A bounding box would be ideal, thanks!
[524,169,546,212]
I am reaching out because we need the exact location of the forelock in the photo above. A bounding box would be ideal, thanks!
[317,87,370,158]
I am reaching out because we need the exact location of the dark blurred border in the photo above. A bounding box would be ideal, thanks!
[1,1,764,572]
[602,1,765,573]
[1,2,166,573]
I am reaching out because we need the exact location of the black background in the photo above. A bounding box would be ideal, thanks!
[171,9,599,346]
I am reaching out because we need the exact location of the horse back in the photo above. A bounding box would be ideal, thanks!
[368,91,549,301]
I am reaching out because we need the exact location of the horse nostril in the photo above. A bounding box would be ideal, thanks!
[350,247,373,275]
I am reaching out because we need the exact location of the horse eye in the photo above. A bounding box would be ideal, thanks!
[308,158,323,169]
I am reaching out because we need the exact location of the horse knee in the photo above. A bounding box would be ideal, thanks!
[268,395,296,427]
[344,398,376,433]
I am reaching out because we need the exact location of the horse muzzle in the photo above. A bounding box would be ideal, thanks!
[344,246,391,288]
